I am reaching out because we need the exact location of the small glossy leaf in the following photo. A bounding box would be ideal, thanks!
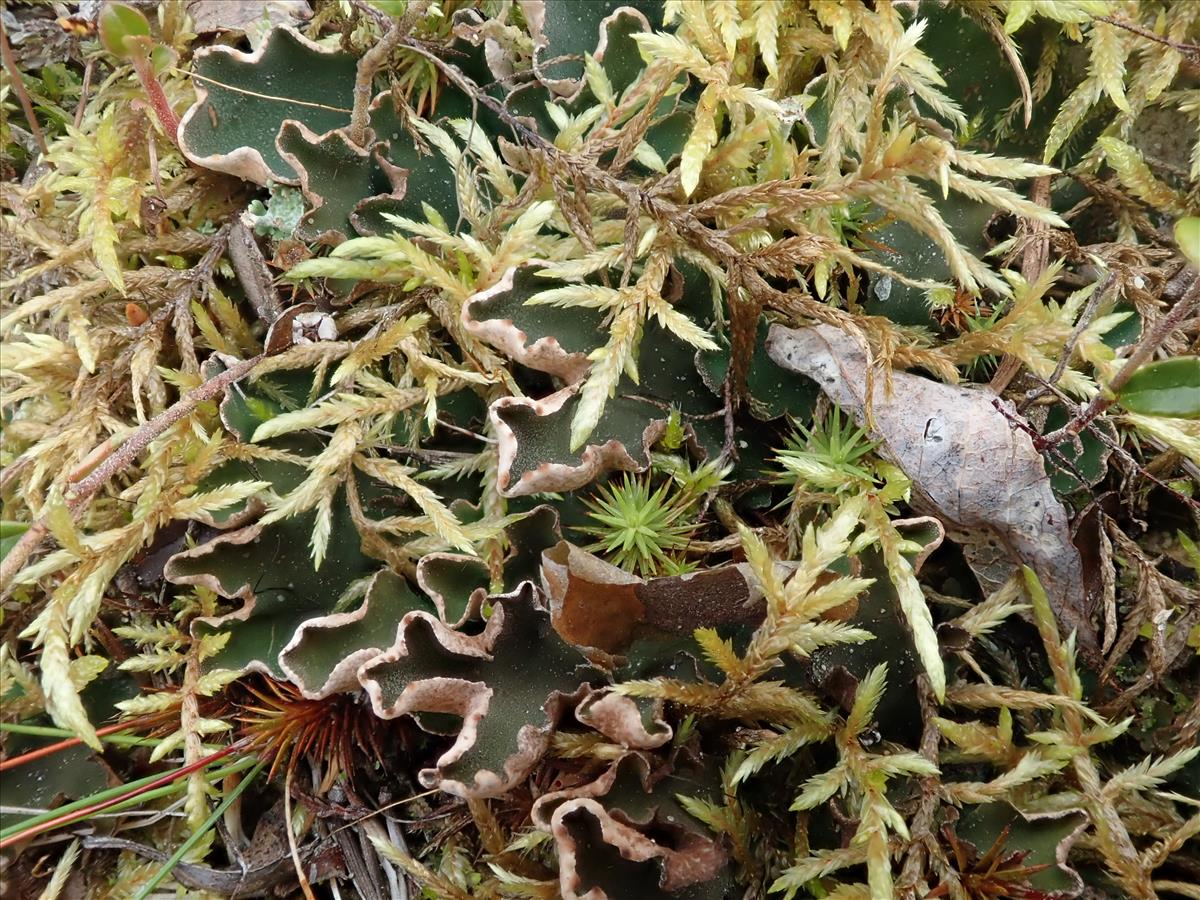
[368,0,408,14]
[1176,217,1200,269]
[98,3,151,59]
[0,742,109,831]
[1117,357,1200,419]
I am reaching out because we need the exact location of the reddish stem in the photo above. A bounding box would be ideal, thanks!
[0,720,142,773]
[131,55,179,145]
[0,17,48,154]
[0,740,247,851]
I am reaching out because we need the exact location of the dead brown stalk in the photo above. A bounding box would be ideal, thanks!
[0,353,266,597]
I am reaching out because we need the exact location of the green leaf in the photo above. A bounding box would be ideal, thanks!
[0,742,109,831]
[591,4,658,96]
[363,94,465,225]
[359,583,603,797]
[464,263,608,383]
[279,570,441,698]
[808,551,925,743]
[0,673,137,830]
[181,23,468,237]
[1043,404,1109,495]
[165,449,389,677]
[0,521,30,564]
[697,317,819,421]
[956,802,1086,894]
[98,3,151,58]
[1117,358,1200,419]
[1176,217,1200,269]
[531,752,733,900]
[276,508,564,698]
[215,363,318,444]
[276,121,407,241]
[367,0,408,14]
[529,0,660,97]
[917,5,1068,159]
[179,27,358,184]
[493,324,719,496]
[863,196,994,327]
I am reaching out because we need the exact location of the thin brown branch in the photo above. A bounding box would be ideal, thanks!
[68,354,265,502]
[1040,269,1200,447]
[74,58,95,130]
[968,5,1033,127]
[348,1,429,145]
[1095,15,1200,59]
[1018,270,1115,412]
[0,18,48,155]
[1021,376,1200,512]
[0,354,265,596]
[285,765,319,900]
[81,834,315,894]
[991,176,1053,394]
[897,676,943,897]
[1045,273,1111,388]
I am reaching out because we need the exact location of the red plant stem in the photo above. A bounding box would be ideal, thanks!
[131,55,179,145]
[0,740,247,851]
[0,721,141,773]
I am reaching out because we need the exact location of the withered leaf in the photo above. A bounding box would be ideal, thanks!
[541,542,767,655]
[766,323,1098,660]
